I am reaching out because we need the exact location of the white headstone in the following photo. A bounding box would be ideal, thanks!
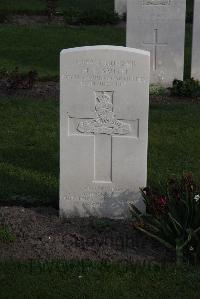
[60,46,150,219]
[192,0,200,79]
[126,0,186,85]
[115,0,127,16]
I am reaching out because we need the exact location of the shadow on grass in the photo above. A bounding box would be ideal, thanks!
[0,162,59,208]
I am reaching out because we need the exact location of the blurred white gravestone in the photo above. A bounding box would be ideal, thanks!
[192,0,200,79]
[126,0,186,85]
[60,46,150,218]
[115,0,127,15]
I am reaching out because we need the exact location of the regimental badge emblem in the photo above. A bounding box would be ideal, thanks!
[77,92,131,135]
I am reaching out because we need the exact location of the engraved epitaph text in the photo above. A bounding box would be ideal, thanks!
[143,0,170,5]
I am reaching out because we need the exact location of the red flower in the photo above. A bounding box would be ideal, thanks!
[152,196,168,216]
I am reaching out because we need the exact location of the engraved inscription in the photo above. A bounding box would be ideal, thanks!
[77,92,131,135]
[64,59,148,87]
[64,184,128,209]
[143,0,170,5]
[64,185,125,202]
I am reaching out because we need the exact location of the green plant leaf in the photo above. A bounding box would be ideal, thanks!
[168,212,184,235]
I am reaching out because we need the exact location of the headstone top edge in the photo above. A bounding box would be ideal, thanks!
[60,45,150,57]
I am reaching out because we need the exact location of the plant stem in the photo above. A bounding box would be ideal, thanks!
[176,243,184,266]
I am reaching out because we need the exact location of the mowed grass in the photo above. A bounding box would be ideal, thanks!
[0,0,46,13]
[0,97,200,206]
[0,97,59,206]
[0,261,200,299]
[0,0,113,13]
[0,24,193,80]
[58,0,114,11]
[0,26,125,80]
[148,103,200,187]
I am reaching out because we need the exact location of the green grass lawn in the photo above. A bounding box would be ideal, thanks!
[148,103,200,187]
[0,24,192,80]
[0,97,199,207]
[58,0,114,11]
[0,97,59,206]
[0,0,46,13]
[0,261,200,298]
[0,0,113,13]
[0,26,125,80]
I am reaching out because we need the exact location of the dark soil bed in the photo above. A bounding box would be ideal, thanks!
[1,80,200,104]
[6,14,64,26]
[0,206,174,263]
[2,15,126,27]
[0,80,59,100]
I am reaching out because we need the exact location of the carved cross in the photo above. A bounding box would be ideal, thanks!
[143,29,167,70]
[68,91,139,183]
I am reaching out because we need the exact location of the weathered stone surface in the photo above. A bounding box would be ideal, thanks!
[192,0,200,80]
[126,0,186,85]
[60,46,150,218]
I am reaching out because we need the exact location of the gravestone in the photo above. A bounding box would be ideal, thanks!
[192,0,200,80]
[115,0,127,16]
[126,0,186,85]
[60,46,150,218]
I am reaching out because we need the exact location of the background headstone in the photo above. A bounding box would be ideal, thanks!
[115,0,127,16]
[60,46,150,219]
[192,0,200,80]
[126,0,186,85]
